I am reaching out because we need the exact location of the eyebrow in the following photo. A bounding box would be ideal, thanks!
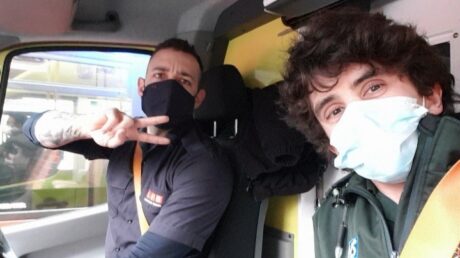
[313,94,336,118]
[312,66,377,117]
[151,66,196,82]
[353,66,376,87]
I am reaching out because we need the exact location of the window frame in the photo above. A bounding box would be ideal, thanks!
[0,42,155,224]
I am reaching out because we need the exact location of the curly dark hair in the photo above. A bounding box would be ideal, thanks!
[279,8,457,158]
[153,38,203,72]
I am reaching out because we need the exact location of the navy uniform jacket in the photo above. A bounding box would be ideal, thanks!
[23,116,233,258]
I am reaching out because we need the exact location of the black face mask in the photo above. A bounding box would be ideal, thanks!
[141,80,195,130]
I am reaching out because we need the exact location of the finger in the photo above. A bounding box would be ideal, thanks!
[135,132,170,145]
[100,109,124,132]
[112,115,134,132]
[106,130,128,148]
[134,116,169,128]
[90,129,127,148]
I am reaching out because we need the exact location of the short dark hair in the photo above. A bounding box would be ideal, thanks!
[279,8,457,158]
[154,38,203,72]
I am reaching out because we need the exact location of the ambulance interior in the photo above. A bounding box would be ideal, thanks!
[0,0,458,257]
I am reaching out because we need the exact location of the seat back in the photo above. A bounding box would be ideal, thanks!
[195,64,268,258]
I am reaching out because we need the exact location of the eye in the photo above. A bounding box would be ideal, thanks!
[363,81,385,98]
[370,84,381,92]
[179,78,192,87]
[152,72,165,80]
[324,105,345,123]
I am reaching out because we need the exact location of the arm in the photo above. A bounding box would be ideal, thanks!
[131,156,233,257]
[30,109,170,149]
[32,110,97,148]
[127,232,198,258]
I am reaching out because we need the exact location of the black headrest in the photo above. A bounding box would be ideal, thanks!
[194,65,250,121]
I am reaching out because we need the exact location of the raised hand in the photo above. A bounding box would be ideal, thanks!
[34,109,170,149]
[89,108,170,148]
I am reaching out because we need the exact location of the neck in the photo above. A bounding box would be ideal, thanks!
[372,180,405,204]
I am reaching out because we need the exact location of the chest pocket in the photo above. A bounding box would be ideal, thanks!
[140,187,171,222]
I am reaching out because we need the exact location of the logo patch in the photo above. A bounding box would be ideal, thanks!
[144,190,164,207]
[347,237,359,258]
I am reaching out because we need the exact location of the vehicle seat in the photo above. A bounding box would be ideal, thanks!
[195,64,268,258]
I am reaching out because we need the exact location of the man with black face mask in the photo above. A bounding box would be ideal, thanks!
[22,38,233,258]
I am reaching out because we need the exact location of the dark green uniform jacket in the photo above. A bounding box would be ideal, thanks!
[313,114,460,258]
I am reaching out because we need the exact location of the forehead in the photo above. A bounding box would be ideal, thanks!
[148,49,200,74]
[309,64,371,99]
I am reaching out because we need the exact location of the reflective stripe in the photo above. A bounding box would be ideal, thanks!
[400,160,460,258]
[133,142,149,234]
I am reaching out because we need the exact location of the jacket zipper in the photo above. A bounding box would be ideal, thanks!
[395,135,432,253]
[344,186,398,258]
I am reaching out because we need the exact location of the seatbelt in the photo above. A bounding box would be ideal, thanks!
[400,160,460,258]
[133,142,150,235]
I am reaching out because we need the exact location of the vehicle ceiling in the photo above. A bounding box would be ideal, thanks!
[0,0,239,47]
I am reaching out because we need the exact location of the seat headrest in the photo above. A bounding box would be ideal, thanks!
[194,65,250,121]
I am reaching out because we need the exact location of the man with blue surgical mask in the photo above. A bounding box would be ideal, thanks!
[23,38,233,258]
[279,9,460,258]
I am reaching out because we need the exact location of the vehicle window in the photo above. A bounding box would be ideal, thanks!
[0,49,150,214]
[433,42,450,72]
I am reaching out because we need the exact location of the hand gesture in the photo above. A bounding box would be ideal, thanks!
[88,108,170,148]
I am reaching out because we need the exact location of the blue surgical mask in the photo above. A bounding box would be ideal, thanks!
[330,96,428,183]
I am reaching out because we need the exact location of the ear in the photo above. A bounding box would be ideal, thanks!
[194,89,206,109]
[425,83,443,115]
[137,77,146,97]
[328,145,338,156]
